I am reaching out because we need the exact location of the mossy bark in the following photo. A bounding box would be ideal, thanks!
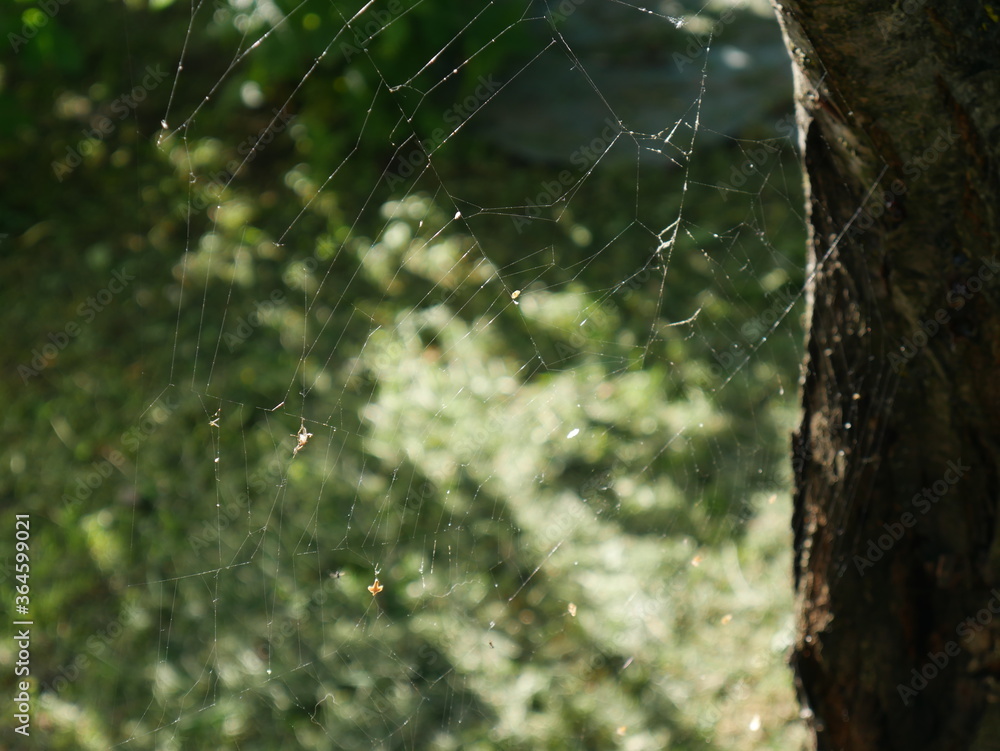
[771,1,1000,747]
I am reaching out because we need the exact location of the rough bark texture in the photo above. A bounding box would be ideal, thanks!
[771,1,1000,748]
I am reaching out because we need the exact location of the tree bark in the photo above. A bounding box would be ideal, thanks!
[771,1,1000,748]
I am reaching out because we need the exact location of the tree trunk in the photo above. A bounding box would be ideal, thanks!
[771,1,1000,748]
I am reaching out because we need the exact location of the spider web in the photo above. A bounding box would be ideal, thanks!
[26,1,821,748]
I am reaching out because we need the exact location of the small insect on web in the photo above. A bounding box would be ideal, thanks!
[292,420,313,456]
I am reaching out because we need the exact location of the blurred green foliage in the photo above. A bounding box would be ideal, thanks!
[1,0,807,749]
